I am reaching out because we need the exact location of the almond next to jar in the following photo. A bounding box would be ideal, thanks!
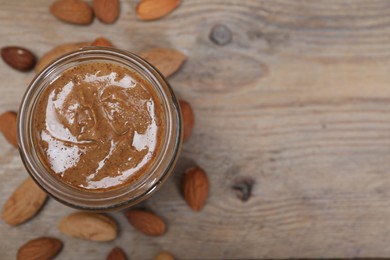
[17,48,182,210]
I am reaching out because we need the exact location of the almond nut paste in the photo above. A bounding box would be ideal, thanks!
[33,62,163,191]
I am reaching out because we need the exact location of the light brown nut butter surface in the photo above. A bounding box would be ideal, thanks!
[33,62,163,191]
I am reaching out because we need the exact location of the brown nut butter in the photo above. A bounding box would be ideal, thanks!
[32,61,164,191]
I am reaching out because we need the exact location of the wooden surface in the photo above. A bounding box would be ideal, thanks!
[2,0,390,259]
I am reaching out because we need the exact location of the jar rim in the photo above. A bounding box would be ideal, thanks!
[17,47,182,211]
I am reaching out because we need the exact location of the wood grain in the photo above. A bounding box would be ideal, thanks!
[1,0,390,259]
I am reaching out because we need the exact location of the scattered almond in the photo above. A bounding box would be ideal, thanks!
[183,167,209,212]
[58,212,117,241]
[93,0,119,24]
[136,0,181,21]
[92,37,114,47]
[154,251,175,260]
[35,41,91,73]
[17,237,62,260]
[125,209,166,236]
[2,177,48,226]
[140,48,186,78]
[107,246,127,260]
[179,100,194,142]
[50,0,93,25]
[0,111,18,148]
[1,46,36,71]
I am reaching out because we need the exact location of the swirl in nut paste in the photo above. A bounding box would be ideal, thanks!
[33,62,163,191]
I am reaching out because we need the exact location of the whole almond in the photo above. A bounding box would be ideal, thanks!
[183,167,209,212]
[50,0,93,25]
[17,237,62,260]
[93,0,119,24]
[35,41,91,73]
[92,37,114,47]
[0,111,17,148]
[179,100,194,142]
[125,209,166,236]
[136,0,181,21]
[107,246,127,260]
[59,212,117,241]
[140,48,185,78]
[154,252,175,260]
[1,46,36,71]
[2,178,48,226]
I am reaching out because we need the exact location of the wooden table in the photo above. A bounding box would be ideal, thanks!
[2,0,390,259]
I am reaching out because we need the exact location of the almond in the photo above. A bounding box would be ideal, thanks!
[93,0,119,24]
[154,251,175,260]
[136,0,181,21]
[0,111,18,148]
[107,246,127,260]
[59,212,117,241]
[92,37,114,47]
[183,167,209,212]
[35,41,91,73]
[140,48,185,78]
[17,237,62,260]
[125,209,166,236]
[2,177,48,226]
[50,0,93,25]
[1,46,36,71]
[179,100,194,142]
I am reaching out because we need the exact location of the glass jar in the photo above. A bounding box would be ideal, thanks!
[17,47,182,211]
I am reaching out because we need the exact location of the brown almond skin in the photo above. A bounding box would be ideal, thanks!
[154,251,175,260]
[50,0,93,25]
[17,237,62,260]
[183,167,209,212]
[2,178,48,226]
[59,212,117,241]
[93,0,119,24]
[136,0,181,21]
[92,37,114,47]
[107,246,127,260]
[179,100,194,142]
[1,46,36,71]
[125,209,166,236]
[35,41,91,73]
[0,111,17,148]
[140,48,186,78]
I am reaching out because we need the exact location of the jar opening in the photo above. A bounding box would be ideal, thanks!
[17,48,182,210]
